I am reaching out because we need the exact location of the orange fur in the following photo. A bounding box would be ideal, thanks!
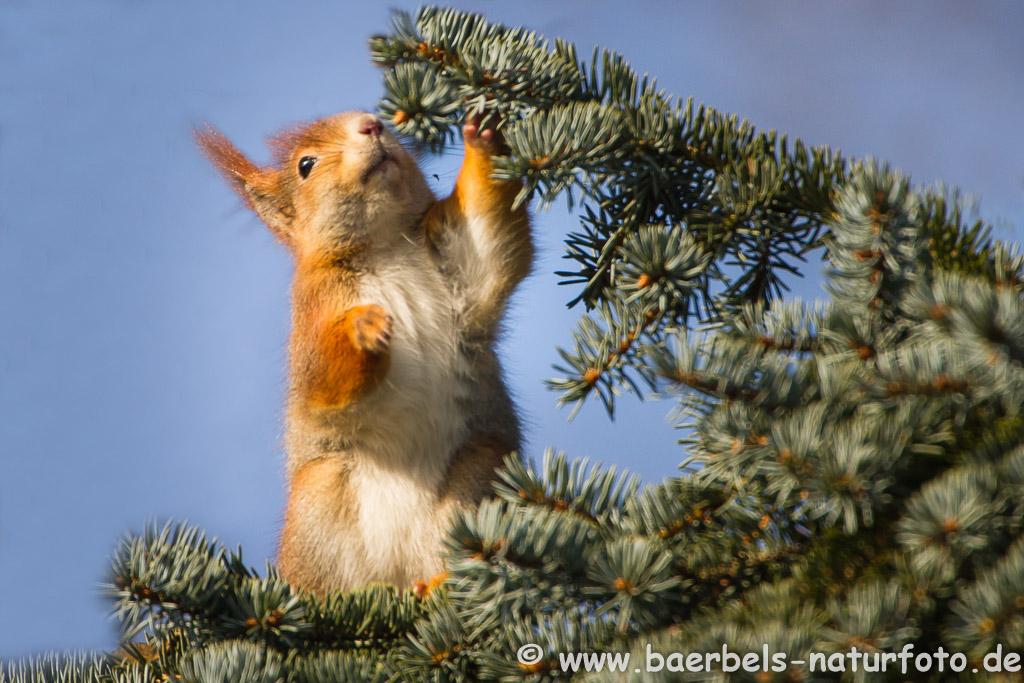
[277,457,352,594]
[457,134,524,212]
[426,124,527,243]
[302,304,391,408]
[194,125,294,242]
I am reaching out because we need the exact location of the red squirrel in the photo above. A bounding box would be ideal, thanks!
[196,111,532,594]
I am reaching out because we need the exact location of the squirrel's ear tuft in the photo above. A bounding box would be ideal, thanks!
[193,124,261,198]
[193,123,294,243]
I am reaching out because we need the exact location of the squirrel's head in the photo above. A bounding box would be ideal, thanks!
[195,111,433,259]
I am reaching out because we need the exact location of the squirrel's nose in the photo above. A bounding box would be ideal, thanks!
[358,116,383,136]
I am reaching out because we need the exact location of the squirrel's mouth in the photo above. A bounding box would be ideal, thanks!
[361,148,395,182]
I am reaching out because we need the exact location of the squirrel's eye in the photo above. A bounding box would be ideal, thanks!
[298,156,316,179]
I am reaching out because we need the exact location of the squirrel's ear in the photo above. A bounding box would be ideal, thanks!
[194,124,294,242]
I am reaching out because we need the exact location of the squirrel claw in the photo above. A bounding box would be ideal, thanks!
[352,305,393,354]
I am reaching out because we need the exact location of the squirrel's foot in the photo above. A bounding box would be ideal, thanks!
[412,571,450,599]
[350,304,393,354]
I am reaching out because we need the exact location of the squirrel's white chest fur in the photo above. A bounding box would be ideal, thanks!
[343,242,472,584]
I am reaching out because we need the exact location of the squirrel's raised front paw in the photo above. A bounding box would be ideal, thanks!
[463,114,502,152]
[350,304,393,354]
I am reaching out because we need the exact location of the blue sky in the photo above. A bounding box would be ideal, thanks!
[1,0,1021,657]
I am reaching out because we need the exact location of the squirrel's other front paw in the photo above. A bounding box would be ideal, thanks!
[350,304,393,354]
